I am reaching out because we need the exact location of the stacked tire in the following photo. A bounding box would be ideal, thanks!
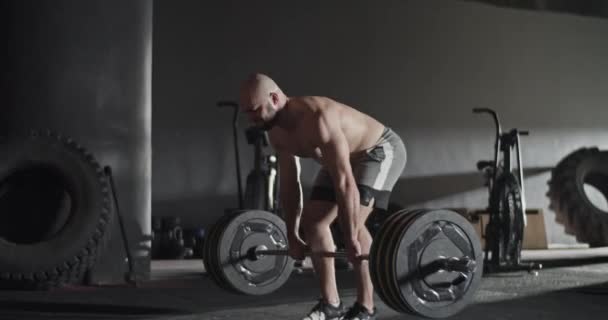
[547,147,608,246]
[0,131,113,289]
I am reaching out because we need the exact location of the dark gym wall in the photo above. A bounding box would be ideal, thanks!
[153,0,608,246]
[0,0,153,280]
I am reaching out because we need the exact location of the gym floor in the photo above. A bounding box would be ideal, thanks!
[0,248,607,320]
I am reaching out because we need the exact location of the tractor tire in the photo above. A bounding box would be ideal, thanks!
[547,147,608,246]
[0,131,113,289]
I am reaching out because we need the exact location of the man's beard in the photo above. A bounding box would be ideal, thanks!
[256,109,280,131]
[257,116,278,131]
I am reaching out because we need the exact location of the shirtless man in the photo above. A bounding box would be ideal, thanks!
[239,73,406,320]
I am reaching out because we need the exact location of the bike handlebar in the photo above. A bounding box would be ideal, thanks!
[520,131,530,136]
[472,107,501,137]
[472,108,491,114]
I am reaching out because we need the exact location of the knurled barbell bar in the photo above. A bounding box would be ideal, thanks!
[246,245,477,274]
[202,208,483,318]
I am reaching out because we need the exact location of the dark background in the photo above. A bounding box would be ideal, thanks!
[0,0,607,281]
[0,0,153,281]
[152,0,608,247]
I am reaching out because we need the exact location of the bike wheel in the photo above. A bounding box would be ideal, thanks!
[491,174,525,264]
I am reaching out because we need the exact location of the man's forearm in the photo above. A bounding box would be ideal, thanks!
[337,182,360,241]
[281,183,304,240]
[282,192,302,237]
[285,207,302,240]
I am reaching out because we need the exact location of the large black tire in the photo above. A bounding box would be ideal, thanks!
[0,131,113,289]
[547,147,608,246]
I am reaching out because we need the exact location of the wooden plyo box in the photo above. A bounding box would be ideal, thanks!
[451,208,548,250]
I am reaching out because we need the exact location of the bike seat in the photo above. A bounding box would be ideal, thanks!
[476,160,494,171]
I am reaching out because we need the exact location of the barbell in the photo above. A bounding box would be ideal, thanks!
[246,245,477,274]
[203,208,483,318]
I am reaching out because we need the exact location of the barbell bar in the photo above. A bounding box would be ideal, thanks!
[246,245,477,275]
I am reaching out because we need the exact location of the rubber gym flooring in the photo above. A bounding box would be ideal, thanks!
[0,248,607,320]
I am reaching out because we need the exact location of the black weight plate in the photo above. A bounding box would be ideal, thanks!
[370,210,404,309]
[387,209,431,314]
[395,210,482,318]
[216,210,293,295]
[371,209,426,312]
[203,213,226,286]
[216,210,294,295]
[204,210,244,292]
[392,209,483,318]
[370,209,415,311]
[214,210,248,292]
[369,210,405,308]
[206,212,236,285]
[380,209,428,313]
[203,212,228,289]
[370,210,414,308]
[208,211,238,291]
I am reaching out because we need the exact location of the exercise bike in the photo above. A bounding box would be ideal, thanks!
[473,108,542,273]
[217,101,279,214]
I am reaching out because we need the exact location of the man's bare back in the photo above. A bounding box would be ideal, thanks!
[267,96,386,165]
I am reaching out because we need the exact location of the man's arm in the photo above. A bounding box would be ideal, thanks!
[277,152,304,241]
[316,111,361,244]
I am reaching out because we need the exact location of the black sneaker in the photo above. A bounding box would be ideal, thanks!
[342,302,377,320]
[302,299,346,320]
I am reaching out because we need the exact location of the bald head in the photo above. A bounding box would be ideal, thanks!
[239,73,287,129]
[240,73,282,106]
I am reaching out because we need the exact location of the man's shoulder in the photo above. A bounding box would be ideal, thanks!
[285,96,328,124]
[290,95,334,108]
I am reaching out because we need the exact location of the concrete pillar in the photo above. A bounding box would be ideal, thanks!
[0,0,152,283]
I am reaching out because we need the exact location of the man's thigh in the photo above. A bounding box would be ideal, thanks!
[303,191,374,225]
[301,199,338,230]
[308,130,406,211]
